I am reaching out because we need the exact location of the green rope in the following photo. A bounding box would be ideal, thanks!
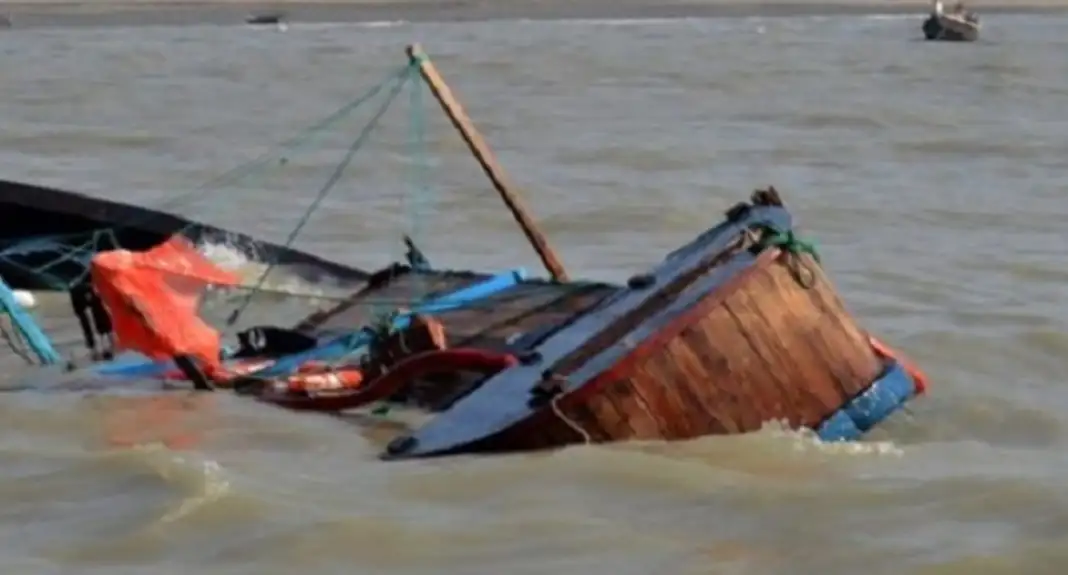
[365,64,435,336]
[756,224,821,288]
[6,62,415,292]
[757,225,821,263]
[365,309,404,418]
[31,229,118,276]
[0,228,121,290]
[398,64,433,314]
[405,61,430,264]
[225,65,414,328]
[151,61,417,216]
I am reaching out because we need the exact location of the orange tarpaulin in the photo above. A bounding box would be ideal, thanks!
[90,236,241,376]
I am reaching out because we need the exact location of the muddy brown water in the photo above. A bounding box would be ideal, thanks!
[0,13,1067,575]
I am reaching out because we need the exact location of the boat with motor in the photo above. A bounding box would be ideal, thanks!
[922,0,980,41]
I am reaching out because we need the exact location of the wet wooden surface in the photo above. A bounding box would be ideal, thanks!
[303,266,616,352]
[551,251,882,445]
[384,201,797,459]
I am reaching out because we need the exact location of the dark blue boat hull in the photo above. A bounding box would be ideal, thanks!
[0,179,369,291]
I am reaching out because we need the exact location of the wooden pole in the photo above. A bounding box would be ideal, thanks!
[405,43,570,282]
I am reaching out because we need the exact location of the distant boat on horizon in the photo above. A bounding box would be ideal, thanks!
[922,1,980,42]
[246,12,288,31]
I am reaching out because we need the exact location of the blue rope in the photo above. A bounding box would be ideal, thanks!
[157,62,415,215]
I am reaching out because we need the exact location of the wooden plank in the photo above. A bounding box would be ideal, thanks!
[407,43,569,282]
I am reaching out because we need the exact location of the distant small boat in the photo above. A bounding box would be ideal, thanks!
[246,12,287,29]
[922,4,980,41]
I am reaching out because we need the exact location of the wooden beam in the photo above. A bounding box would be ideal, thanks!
[406,43,569,282]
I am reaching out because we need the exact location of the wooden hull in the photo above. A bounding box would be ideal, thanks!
[0,178,369,290]
[383,190,909,459]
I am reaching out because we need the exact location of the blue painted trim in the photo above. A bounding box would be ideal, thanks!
[250,267,527,378]
[92,350,171,378]
[0,279,60,365]
[387,204,792,459]
[815,360,918,442]
[89,267,528,380]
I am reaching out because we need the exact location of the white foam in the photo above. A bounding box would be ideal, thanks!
[195,240,329,299]
[197,241,253,271]
[759,419,905,457]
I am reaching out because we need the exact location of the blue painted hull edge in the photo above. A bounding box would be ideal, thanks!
[814,359,918,442]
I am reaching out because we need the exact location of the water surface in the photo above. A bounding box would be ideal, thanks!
[1,14,1067,574]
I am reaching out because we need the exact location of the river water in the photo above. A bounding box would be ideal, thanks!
[0,12,1067,575]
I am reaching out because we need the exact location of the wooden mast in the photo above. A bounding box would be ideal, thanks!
[405,43,570,282]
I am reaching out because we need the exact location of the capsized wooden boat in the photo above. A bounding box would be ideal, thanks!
[0,178,369,291]
[381,188,927,459]
[20,44,927,457]
[922,11,980,41]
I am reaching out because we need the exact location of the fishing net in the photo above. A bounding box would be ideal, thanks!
[0,45,620,454]
[1,45,614,428]
[0,54,439,374]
